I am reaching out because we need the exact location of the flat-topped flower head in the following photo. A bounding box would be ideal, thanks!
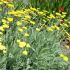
[19,41,26,48]
[22,50,28,56]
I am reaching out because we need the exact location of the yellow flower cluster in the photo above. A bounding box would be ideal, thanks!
[64,30,70,41]
[56,12,61,16]
[22,15,31,23]
[8,8,47,25]
[47,12,67,20]
[47,14,55,19]
[0,0,14,8]
[36,28,40,32]
[59,54,68,62]
[7,3,14,8]
[8,10,24,17]
[16,21,22,26]
[0,24,9,33]
[18,41,26,48]
[17,39,30,48]
[47,25,60,32]
[24,33,29,37]
[7,17,13,22]
[38,11,46,16]
[22,50,28,56]
[16,39,31,55]
[47,21,70,32]
[0,43,7,53]
[17,25,28,32]
[22,26,27,30]
[2,18,13,23]
[0,18,13,34]
[47,27,53,32]
[60,23,68,27]
[18,28,23,32]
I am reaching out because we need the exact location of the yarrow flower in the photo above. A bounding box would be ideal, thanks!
[22,26,27,30]
[22,50,28,55]
[47,27,53,32]
[7,17,13,22]
[26,43,31,48]
[18,28,23,32]
[0,26,4,31]
[16,21,22,26]
[48,14,55,19]
[24,33,29,37]
[2,19,7,23]
[18,41,26,48]
[30,21,35,25]
[0,43,7,53]
[63,56,68,61]
[36,28,40,31]
[2,24,9,29]
[59,54,68,62]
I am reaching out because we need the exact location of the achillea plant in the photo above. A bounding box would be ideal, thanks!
[0,0,70,70]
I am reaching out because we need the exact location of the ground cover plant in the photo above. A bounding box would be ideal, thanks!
[0,0,70,70]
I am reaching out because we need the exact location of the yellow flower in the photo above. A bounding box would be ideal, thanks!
[1,0,8,4]
[62,12,67,15]
[19,41,26,48]
[16,39,20,43]
[30,7,37,11]
[7,4,14,8]
[26,43,30,48]
[36,28,40,31]
[24,33,29,37]
[0,43,6,51]
[22,15,31,22]
[18,28,23,32]
[59,54,68,62]
[0,2,3,5]
[16,21,22,26]
[7,17,13,22]
[56,12,61,16]
[64,30,70,37]
[49,14,55,19]
[63,56,68,62]
[24,15,31,19]
[8,11,16,15]
[22,19,29,23]
[63,24,68,27]
[0,26,4,31]
[22,26,27,30]
[59,54,65,58]
[38,12,45,16]
[30,21,35,25]
[51,26,55,29]
[47,27,53,32]
[54,25,60,30]
[22,50,28,55]
[2,24,9,28]
[61,15,66,18]
[2,19,6,23]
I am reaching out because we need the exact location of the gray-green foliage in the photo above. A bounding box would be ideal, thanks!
[0,25,69,70]
[0,1,69,69]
